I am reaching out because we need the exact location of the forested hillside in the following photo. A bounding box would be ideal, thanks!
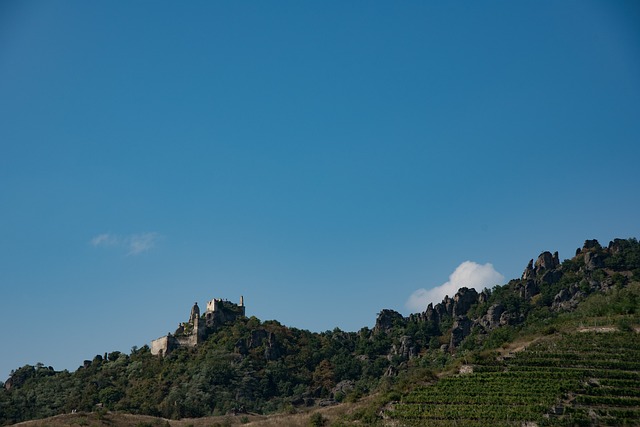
[1,238,639,426]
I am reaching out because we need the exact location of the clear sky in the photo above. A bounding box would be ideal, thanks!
[1,1,639,379]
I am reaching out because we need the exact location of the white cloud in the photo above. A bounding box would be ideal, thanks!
[126,232,161,255]
[90,232,162,255]
[406,261,504,313]
[90,233,118,247]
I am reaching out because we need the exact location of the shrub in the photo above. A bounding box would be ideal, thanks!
[309,412,328,426]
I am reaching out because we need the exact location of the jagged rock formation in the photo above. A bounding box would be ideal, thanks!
[477,303,505,329]
[390,336,418,360]
[377,238,637,354]
[450,317,472,348]
[452,287,478,317]
[522,251,562,284]
[374,309,406,333]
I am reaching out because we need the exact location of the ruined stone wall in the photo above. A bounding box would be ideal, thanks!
[152,297,246,356]
[175,334,198,349]
[151,336,170,356]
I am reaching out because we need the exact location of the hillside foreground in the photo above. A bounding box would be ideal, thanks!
[2,238,639,426]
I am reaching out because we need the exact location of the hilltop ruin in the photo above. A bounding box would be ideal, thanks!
[151,296,245,356]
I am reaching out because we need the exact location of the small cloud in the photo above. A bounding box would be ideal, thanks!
[90,233,118,247]
[90,232,162,255]
[406,261,504,312]
[126,232,162,255]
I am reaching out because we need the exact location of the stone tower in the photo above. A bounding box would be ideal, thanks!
[190,302,200,324]
[190,302,201,338]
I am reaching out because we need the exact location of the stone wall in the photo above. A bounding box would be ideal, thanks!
[151,336,170,356]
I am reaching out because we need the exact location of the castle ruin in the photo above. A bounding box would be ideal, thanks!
[151,295,245,356]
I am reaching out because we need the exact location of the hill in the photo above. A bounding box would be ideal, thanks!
[1,238,639,426]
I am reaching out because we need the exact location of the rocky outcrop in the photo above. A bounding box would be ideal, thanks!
[426,303,438,321]
[522,259,535,280]
[318,398,339,407]
[383,238,636,356]
[608,238,626,254]
[434,302,449,321]
[540,269,562,285]
[442,296,454,317]
[573,239,611,271]
[534,251,560,273]
[478,289,490,304]
[331,380,355,398]
[478,303,504,329]
[518,251,563,299]
[584,251,604,271]
[583,239,602,251]
[516,280,540,300]
[552,284,585,311]
[499,311,516,326]
[452,287,478,317]
[390,336,418,360]
[374,309,406,333]
[264,332,281,361]
[450,316,472,348]
[416,288,477,325]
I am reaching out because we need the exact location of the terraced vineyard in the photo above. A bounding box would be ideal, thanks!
[391,330,640,426]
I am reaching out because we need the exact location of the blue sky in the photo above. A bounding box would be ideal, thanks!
[1,1,639,378]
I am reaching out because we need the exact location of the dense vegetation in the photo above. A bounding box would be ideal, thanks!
[1,238,639,426]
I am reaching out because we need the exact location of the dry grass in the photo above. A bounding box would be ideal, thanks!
[8,400,368,427]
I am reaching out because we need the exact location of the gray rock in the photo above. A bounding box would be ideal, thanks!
[522,259,534,280]
[552,284,585,311]
[584,251,604,271]
[540,269,562,285]
[583,239,601,251]
[264,332,281,361]
[517,280,540,300]
[534,251,560,274]
[608,239,625,254]
[393,335,418,360]
[384,365,397,377]
[374,309,405,333]
[499,311,513,326]
[478,289,490,304]
[424,303,437,322]
[479,303,504,329]
[452,287,478,317]
[434,301,450,321]
[332,380,355,397]
[318,399,338,407]
[450,316,472,349]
